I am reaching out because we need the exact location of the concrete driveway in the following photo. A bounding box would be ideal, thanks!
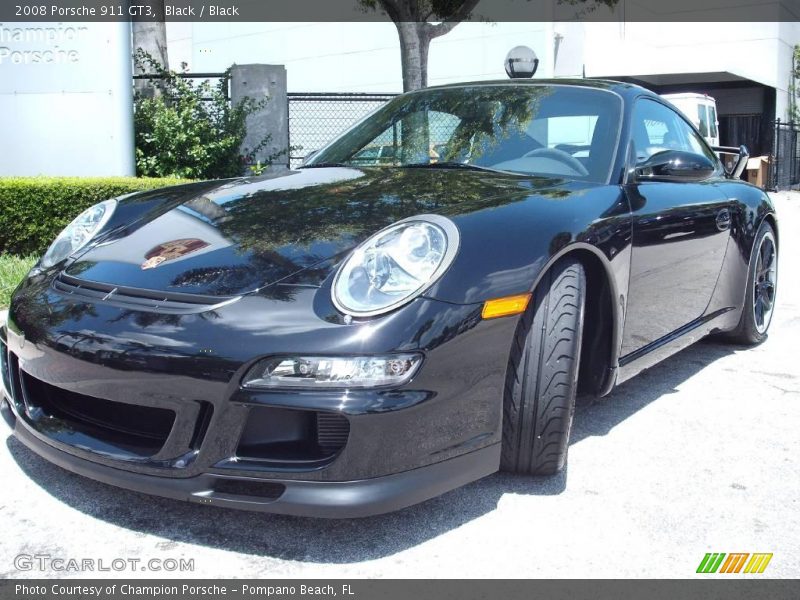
[2,194,797,579]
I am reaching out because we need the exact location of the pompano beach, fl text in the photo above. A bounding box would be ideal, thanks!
[16,584,355,597]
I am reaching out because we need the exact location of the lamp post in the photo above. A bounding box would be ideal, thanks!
[505,46,539,79]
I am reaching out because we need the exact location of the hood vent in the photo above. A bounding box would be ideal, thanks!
[53,273,239,314]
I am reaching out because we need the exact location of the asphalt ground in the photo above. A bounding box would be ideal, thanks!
[1,193,797,579]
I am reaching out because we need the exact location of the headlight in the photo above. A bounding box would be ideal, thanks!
[243,354,422,389]
[332,215,459,316]
[40,199,117,268]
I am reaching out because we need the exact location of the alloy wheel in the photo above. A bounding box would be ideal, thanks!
[753,231,778,334]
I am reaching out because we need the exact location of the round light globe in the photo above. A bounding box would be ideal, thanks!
[505,45,539,79]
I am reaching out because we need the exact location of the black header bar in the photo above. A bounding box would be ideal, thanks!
[1,0,799,22]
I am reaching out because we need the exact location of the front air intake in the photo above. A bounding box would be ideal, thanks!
[236,407,349,468]
[316,412,350,456]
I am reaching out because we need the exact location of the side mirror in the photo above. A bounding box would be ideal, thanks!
[635,150,716,183]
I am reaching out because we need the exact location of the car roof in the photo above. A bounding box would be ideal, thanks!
[422,78,657,101]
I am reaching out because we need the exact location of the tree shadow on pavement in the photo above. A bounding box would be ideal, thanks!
[6,339,743,564]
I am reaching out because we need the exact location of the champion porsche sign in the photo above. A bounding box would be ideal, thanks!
[0,21,134,176]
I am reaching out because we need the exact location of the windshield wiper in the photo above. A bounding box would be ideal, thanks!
[301,161,504,173]
[401,162,501,173]
[298,162,350,168]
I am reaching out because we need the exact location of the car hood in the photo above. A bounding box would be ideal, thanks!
[65,167,571,297]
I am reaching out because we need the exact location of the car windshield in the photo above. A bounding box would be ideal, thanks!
[305,84,622,183]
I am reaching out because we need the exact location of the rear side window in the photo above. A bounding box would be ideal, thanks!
[631,98,718,166]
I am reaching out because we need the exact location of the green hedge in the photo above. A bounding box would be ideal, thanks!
[0,177,186,255]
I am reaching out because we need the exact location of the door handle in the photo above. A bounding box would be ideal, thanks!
[715,208,731,231]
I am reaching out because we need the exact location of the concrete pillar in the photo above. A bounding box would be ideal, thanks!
[132,21,170,97]
[230,64,289,173]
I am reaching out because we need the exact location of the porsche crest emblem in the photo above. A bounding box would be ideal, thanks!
[141,239,210,270]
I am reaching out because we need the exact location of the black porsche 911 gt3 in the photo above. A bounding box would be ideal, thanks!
[1,80,777,517]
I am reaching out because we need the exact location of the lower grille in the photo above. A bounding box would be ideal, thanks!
[316,412,350,455]
[20,371,175,457]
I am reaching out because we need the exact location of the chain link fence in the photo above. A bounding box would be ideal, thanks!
[287,93,399,168]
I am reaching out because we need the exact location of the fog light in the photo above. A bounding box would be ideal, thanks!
[242,354,423,389]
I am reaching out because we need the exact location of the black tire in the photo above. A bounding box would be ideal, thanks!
[501,258,586,475]
[724,221,778,346]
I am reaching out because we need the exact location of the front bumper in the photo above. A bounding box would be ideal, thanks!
[2,280,517,517]
[3,401,498,517]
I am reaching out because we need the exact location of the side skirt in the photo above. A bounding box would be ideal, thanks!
[615,307,735,386]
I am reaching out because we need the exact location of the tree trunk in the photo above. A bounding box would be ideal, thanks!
[395,22,430,162]
[395,22,432,92]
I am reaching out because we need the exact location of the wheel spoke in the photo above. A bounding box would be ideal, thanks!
[765,285,775,308]
[761,241,771,266]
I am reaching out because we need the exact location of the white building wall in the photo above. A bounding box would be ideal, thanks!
[583,22,781,86]
[166,20,800,118]
[166,22,553,92]
[577,22,800,119]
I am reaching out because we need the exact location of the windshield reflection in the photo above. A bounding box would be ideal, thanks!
[306,84,622,184]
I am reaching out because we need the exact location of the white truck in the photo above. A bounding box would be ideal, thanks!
[661,92,720,147]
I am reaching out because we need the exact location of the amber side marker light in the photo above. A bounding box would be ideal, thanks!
[481,293,532,319]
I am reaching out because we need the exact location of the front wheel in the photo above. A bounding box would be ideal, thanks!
[725,221,778,345]
[501,258,586,475]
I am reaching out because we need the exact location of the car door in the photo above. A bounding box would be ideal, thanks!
[621,97,732,356]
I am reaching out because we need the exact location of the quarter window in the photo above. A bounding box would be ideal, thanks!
[631,99,717,166]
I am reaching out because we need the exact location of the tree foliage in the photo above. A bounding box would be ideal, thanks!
[133,50,283,179]
[790,44,800,121]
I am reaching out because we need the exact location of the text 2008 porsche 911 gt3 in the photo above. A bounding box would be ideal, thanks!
[1,80,777,516]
